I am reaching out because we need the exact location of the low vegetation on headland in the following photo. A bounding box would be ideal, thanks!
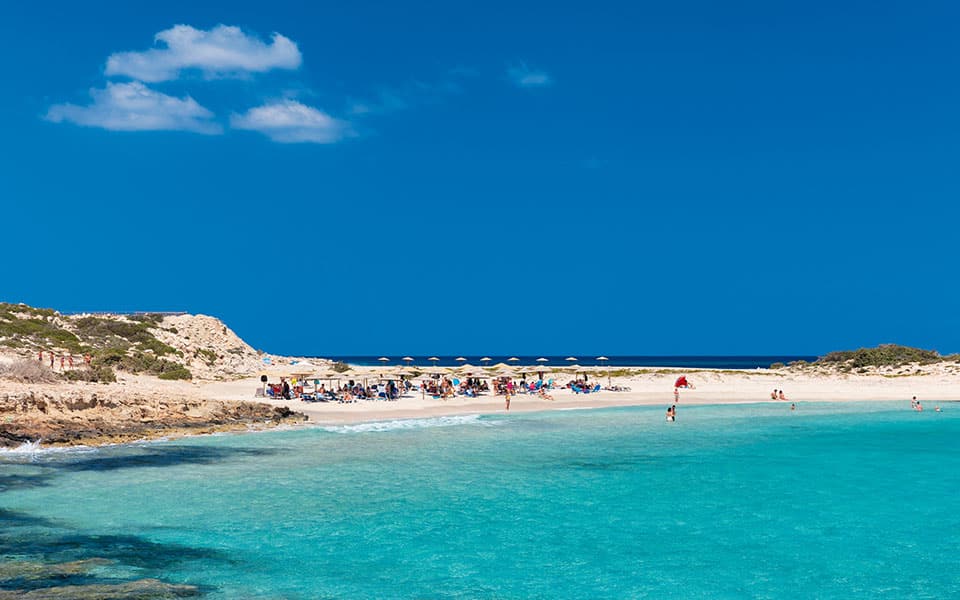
[0,302,267,383]
[770,344,959,374]
[0,302,307,448]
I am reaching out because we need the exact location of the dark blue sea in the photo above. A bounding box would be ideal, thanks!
[315,355,816,368]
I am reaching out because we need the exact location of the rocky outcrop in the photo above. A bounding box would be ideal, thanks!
[0,389,305,448]
[150,314,272,379]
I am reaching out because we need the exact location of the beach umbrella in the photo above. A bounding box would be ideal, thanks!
[534,358,549,380]
[428,356,440,367]
[597,356,610,385]
[259,366,291,380]
[455,357,467,363]
[480,356,491,366]
[378,357,390,365]
[508,357,520,363]
[402,356,414,366]
[565,356,578,362]
[288,361,319,377]
[566,363,588,382]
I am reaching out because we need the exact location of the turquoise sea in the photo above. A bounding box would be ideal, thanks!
[1,402,958,598]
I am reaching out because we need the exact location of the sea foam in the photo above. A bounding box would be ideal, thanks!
[322,414,493,434]
[0,439,98,457]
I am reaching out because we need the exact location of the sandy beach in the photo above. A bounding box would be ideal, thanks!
[199,364,960,425]
[4,360,957,447]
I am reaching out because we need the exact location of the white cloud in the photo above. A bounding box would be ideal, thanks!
[105,24,302,82]
[507,63,553,89]
[45,81,221,134]
[231,100,350,143]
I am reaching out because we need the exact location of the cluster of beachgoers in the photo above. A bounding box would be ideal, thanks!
[256,360,626,407]
[211,355,960,429]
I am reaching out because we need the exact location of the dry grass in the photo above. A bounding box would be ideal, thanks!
[0,358,60,383]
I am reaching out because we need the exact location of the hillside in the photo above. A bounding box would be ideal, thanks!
[0,303,282,382]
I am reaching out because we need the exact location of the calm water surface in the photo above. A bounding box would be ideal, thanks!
[1,402,958,598]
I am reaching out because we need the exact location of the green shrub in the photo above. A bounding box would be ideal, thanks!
[196,348,218,366]
[93,348,127,366]
[137,336,179,357]
[75,316,177,356]
[817,345,941,368]
[63,366,117,383]
[331,361,351,373]
[0,303,57,319]
[769,362,785,369]
[129,313,164,324]
[0,315,82,352]
[158,365,192,380]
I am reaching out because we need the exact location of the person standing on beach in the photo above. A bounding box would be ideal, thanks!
[505,388,511,411]
[674,388,680,403]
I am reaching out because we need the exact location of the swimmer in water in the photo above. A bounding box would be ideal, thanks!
[790,403,796,411]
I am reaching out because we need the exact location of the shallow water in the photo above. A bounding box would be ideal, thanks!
[1,402,958,598]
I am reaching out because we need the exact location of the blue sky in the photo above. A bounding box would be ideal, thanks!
[2,1,959,356]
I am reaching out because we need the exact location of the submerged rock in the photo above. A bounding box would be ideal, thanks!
[0,578,199,599]
[0,558,111,581]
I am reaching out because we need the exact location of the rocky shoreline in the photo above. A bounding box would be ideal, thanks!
[0,387,306,449]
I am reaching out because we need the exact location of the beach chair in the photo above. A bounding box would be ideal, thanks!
[592,384,601,393]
